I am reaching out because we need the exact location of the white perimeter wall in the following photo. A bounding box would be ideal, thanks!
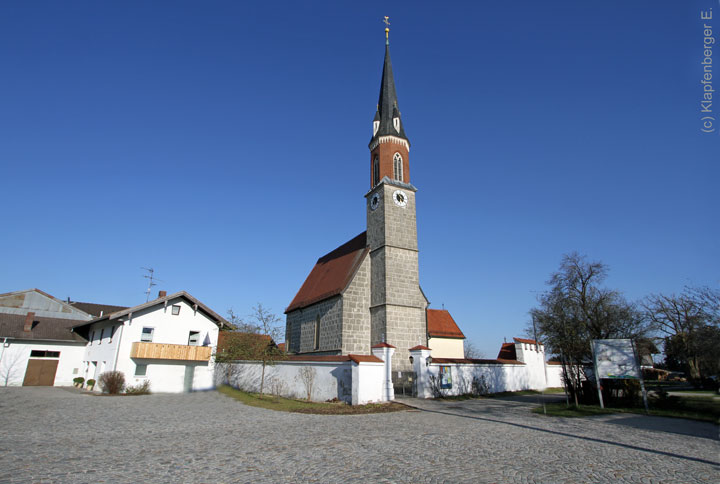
[216,360,385,405]
[0,340,86,386]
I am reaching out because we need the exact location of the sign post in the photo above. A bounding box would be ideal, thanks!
[592,339,647,412]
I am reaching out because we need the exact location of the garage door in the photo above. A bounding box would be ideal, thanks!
[22,359,59,386]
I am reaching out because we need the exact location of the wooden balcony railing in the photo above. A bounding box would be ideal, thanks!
[130,342,212,361]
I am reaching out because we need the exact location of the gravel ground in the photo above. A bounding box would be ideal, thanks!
[0,387,717,483]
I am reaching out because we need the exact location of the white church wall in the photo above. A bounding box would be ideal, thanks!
[513,342,549,390]
[216,359,388,405]
[423,363,530,397]
[545,364,565,388]
[217,360,355,403]
[352,360,384,405]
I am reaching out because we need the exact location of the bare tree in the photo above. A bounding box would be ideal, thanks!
[464,341,484,359]
[215,303,285,397]
[530,253,648,406]
[0,350,25,386]
[643,286,720,380]
[297,366,316,401]
[226,308,260,333]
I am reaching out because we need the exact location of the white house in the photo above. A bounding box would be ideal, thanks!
[71,291,230,393]
[0,289,99,387]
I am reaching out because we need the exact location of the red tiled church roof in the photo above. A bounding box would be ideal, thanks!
[427,309,465,339]
[285,232,369,313]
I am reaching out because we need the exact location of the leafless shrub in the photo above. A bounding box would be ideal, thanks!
[99,371,125,394]
[125,380,151,395]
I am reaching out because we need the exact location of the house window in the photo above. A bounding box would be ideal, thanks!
[314,316,320,351]
[172,305,181,316]
[393,152,403,182]
[373,155,379,186]
[188,331,200,346]
[135,364,147,377]
[141,327,154,342]
[30,350,60,358]
[109,325,116,343]
[99,328,105,344]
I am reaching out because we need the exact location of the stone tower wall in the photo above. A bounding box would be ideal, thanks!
[340,255,371,355]
[367,181,427,372]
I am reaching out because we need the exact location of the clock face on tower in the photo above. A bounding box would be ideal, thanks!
[370,193,380,211]
[393,190,408,208]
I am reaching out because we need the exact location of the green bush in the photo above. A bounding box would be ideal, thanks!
[73,377,84,385]
[86,379,96,387]
[125,380,151,395]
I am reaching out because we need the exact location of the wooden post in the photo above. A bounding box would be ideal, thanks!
[591,340,605,409]
[632,340,650,413]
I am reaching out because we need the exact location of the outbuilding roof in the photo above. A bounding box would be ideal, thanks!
[427,309,465,339]
[68,301,128,318]
[0,313,87,343]
[285,232,369,313]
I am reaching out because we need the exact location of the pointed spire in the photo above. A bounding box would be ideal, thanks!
[370,24,409,146]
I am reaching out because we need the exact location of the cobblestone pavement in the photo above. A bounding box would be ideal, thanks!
[0,387,717,484]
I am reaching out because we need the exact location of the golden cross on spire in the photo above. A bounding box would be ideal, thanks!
[383,16,390,43]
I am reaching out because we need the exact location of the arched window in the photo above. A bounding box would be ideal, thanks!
[393,152,403,182]
[373,155,380,186]
[314,316,321,350]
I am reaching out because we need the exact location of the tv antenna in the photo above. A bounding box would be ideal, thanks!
[141,267,163,302]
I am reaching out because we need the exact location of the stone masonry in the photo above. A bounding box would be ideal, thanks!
[286,296,343,354]
[340,255,371,355]
[367,179,428,372]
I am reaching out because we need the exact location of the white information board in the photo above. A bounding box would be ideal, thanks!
[592,339,640,379]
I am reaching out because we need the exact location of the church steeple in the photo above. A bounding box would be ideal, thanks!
[370,34,409,145]
[369,21,411,188]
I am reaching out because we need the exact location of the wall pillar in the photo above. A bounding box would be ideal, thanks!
[409,345,433,399]
[371,343,396,401]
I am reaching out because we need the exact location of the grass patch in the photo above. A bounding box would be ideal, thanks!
[534,397,720,424]
[217,385,407,414]
[435,387,567,401]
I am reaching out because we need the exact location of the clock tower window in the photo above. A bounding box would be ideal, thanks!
[373,155,380,186]
[393,152,403,182]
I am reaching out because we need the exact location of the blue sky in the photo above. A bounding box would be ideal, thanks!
[1,1,718,358]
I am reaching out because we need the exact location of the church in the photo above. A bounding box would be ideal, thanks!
[284,25,466,378]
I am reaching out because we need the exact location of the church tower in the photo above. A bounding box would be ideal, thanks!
[366,26,428,373]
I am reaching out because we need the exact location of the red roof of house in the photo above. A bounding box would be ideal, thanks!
[497,342,517,360]
[514,337,541,345]
[285,232,369,313]
[427,309,465,339]
[409,345,432,351]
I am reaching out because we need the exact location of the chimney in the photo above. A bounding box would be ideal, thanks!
[158,290,167,299]
[24,312,35,332]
